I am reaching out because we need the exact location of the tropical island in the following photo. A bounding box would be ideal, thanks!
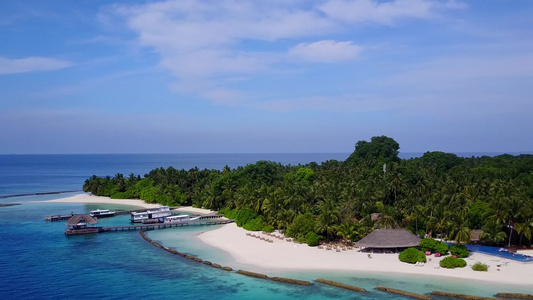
[82,136,533,251]
[63,136,533,288]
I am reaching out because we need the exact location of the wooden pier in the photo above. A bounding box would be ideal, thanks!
[100,219,234,232]
[65,219,234,235]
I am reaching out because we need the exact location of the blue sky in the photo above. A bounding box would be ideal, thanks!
[1,0,532,154]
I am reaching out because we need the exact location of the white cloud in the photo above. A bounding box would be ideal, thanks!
[0,56,71,75]
[108,0,336,99]
[106,0,464,104]
[289,40,362,63]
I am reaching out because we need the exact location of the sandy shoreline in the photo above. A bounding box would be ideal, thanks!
[41,194,215,215]
[198,223,533,286]
[40,194,532,286]
[41,194,162,208]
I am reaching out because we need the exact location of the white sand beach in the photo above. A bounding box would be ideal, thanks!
[199,223,533,286]
[43,194,163,209]
[175,206,216,215]
[43,194,216,215]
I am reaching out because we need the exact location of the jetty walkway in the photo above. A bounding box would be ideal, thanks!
[65,218,233,235]
[100,219,234,232]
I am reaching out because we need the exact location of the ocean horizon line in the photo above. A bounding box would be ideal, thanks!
[1,151,532,157]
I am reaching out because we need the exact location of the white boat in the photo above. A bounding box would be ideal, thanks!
[130,206,171,223]
[90,209,116,218]
[164,214,190,224]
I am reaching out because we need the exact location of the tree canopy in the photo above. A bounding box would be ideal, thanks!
[83,136,533,248]
[345,135,400,166]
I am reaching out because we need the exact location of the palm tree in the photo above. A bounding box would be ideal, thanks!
[375,206,399,229]
[506,195,525,246]
[486,189,511,227]
[481,222,507,246]
[316,199,340,240]
[336,220,360,243]
[452,222,471,245]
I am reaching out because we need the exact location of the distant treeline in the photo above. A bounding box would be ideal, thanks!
[83,136,533,247]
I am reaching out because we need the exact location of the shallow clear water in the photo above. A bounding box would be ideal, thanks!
[0,202,402,300]
[147,226,533,298]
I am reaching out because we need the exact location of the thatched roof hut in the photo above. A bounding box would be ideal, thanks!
[356,229,420,249]
[65,214,100,235]
[470,229,484,243]
[65,214,98,226]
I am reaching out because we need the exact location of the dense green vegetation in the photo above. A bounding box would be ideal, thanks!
[450,245,470,258]
[398,248,427,264]
[419,238,449,255]
[83,136,533,247]
[440,256,467,268]
[471,262,489,271]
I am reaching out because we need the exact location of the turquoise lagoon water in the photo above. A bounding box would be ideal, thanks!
[0,201,388,300]
[3,201,530,300]
[147,225,533,298]
[1,154,532,299]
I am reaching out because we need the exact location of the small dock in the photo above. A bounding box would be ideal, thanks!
[65,218,233,235]
[100,219,234,232]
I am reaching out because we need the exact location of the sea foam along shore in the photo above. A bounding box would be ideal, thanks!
[43,194,214,215]
[198,223,533,286]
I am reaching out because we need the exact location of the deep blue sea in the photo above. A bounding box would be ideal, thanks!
[0,154,531,299]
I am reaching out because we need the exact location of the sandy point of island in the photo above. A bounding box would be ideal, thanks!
[42,194,532,286]
[41,194,214,214]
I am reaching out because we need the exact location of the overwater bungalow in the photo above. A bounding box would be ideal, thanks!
[65,214,100,235]
[356,228,421,253]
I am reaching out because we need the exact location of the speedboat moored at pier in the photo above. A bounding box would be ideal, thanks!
[90,209,116,218]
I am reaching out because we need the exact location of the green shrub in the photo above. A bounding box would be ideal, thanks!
[228,210,239,220]
[434,242,449,255]
[419,238,439,252]
[419,238,449,255]
[286,212,317,242]
[305,232,322,246]
[218,207,230,215]
[440,256,467,268]
[450,244,470,258]
[262,225,275,233]
[399,248,427,264]
[236,207,258,227]
[243,216,265,231]
[110,192,128,199]
[471,262,489,272]
[220,208,238,220]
